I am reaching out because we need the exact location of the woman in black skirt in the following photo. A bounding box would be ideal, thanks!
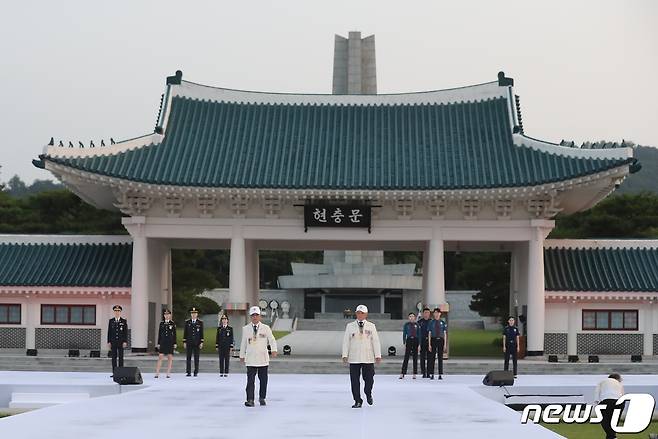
[215,314,234,377]
[155,309,177,378]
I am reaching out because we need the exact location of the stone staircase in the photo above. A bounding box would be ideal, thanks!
[0,354,656,375]
[296,318,406,331]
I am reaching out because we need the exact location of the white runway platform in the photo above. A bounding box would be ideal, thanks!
[1,371,657,439]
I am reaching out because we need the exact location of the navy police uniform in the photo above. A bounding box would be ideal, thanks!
[427,318,447,378]
[107,305,128,372]
[401,321,420,376]
[183,308,204,376]
[503,324,520,376]
[417,317,431,377]
[216,324,234,375]
[157,320,177,355]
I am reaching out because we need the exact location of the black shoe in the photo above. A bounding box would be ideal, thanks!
[430,375,434,380]
[351,401,363,408]
[366,395,373,405]
[438,375,443,380]
[259,399,266,406]
[193,372,198,377]
[245,400,255,407]
[186,373,191,377]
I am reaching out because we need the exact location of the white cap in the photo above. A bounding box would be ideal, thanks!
[355,304,368,313]
[249,306,261,316]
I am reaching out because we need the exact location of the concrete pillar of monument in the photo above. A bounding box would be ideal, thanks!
[567,300,578,356]
[130,234,149,352]
[526,227,546,356]
[424,236,446,308]
[244,240,259,308]
[227,226,248,334]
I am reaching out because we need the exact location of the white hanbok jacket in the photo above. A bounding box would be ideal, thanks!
[342,320,382,364]
[239,322,277,367]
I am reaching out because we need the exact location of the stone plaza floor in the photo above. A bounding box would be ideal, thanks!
[0,371,657,438]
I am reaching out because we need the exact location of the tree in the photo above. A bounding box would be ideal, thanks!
[6,175,28,198]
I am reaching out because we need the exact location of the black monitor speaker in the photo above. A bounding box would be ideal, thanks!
[113,367,143,385]
[482,370,514,386]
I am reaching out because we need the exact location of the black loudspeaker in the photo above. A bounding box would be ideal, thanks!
[631,355,642,363]
[112,367,143,385]
[68,349,80,357]
[588,355,599,363]
[568,355,579,363]
[482,370,514,386]
[89,350,101,358]
[548,355,558,363]
[26,349,37,357]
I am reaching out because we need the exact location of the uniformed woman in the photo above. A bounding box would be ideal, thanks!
[155,309,177,378]
[216,314,234,377]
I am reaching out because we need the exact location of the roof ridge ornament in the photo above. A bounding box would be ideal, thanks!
[166,70,183,85]
[497,71,514,87]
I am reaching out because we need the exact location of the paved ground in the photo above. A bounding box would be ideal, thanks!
[0,372,575,439]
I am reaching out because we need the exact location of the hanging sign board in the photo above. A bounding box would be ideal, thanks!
[303,205,372,232]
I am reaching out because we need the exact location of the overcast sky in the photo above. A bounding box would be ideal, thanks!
[1,0,656,184]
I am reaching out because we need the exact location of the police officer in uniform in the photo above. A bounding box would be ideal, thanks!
[417,307,431,378]
[216,314,234,377]
[155,309,177,378]
[400,312,420,379]
[183,307,204,376]
[240,306,278,407]
[107,305,128,375]
[342,305,382,408]
[502,316,520,377]
[427,308,447,380]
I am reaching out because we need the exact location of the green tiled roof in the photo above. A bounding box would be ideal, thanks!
[0,241,132,287]
[44,95,632,190]
[545,245,658,292]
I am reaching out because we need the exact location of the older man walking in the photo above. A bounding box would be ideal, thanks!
[342,304,382,408]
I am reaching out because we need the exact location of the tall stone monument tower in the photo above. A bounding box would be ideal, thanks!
[332,31,377,95]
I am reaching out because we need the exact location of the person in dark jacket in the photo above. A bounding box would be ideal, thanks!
[399,312,420,379]
[183,307,204,376]
[215,314,234,377]
[107,305,128,375]
[427,308,447,380]
[502,316,520,377]
[155,309,177,378]
[417,307,431,378]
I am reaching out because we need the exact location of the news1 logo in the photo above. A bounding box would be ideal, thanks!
[521,394,655,433]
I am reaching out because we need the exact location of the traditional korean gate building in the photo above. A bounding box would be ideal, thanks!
[28,68,648,355]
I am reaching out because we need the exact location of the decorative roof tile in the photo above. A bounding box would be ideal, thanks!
[544,242,658,292]
[43,92,633,190]
[0,239,132,287]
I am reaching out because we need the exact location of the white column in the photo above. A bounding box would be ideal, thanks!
[424,236,446,308]
[227,226,248,335]
[567,300,578,356]
[244,240,259,307]
[643,303,654,356]
[99,297,108,353]
[526,227,546,355]
[130,234,149,352]
[24,297,35,350]
[320,294,326,313]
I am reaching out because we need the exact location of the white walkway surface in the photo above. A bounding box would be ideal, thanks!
[1,372,656,438]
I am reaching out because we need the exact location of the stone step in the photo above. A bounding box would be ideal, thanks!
[0,355,656,375]
[296,319,407,331]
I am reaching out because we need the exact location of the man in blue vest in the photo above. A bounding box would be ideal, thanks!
[399,312,420,379]
[502,316,520,377]
[417,307,432,378]
[427,308,447,380]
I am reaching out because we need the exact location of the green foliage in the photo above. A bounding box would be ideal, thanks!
[453,253,511,321]
[448,329,501,357]
[616,145,658,195]
[0,189,125,234]
[541,420,658,438]
[551,192,658,238]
